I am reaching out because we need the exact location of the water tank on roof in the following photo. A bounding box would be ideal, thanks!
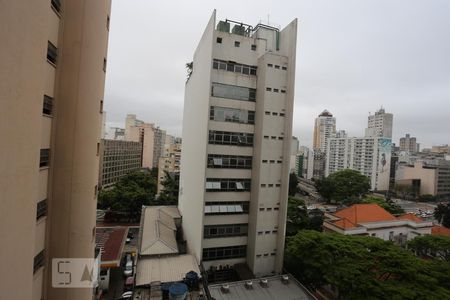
[169,283,188,300]
[184,271,199,288]
[232,24,245,36]
[217,21,230,33]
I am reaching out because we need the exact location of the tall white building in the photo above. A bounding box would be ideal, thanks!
[399,133,419,153]
[365,107,393,138]
[178,11,297,279]
[313,110,336,152]
[326,137,392,191]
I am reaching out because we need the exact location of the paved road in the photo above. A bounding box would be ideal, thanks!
[392,198,437,221]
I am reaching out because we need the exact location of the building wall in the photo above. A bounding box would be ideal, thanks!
[396,162,438,195]
[365,108,393,138]
[178,11,215,264]
[99,139,143,189]
[0,1,110,299]
[46,1,111,299]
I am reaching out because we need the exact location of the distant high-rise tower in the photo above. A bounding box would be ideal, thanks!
[365,107,393,138]
[313,110,336,152]
[178,11,298,278]
[399,134,419,153]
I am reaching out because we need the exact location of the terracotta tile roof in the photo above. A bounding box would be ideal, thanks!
[431,225,450,237]
[96,227,127,266]
[334,204,396,224]
[397,213,423,222]
[332,218,357,229]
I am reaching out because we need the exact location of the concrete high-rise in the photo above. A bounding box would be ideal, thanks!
[365,107,393,138]
[313,110,336,152]
[0,1,111,299]
[399,134,419,153]
[178,11,297,279]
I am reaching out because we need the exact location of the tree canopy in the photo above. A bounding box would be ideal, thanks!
[98,171,158,222]
[286,197,324,236]
[316,169,370,203]
[434,203,450,228]
[158,171,179,205]
[289,172,299,196]
[408,235,450,262]
[361,196,405,215]
[285,230,450,299]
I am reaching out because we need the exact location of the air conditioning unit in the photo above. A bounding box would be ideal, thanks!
[245,281,253,289]
[260,278,269,287]
[221,284,230,293]
[282,275,289,284]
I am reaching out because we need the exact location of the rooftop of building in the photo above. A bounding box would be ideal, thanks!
[135,254,200,287]
[95,226,127,268]
[139,206,181,256]
[431,225,450,237]
[318,109,333,117]
[207,275,317,300]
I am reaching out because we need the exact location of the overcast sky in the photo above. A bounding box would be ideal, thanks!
[104,0,450,149]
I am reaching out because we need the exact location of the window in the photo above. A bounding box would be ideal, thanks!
[282,66,287,70]
[211,82,256,102]
[208,130,253,147]
[205,178,251,192]
[43,95,53,115]
[280,113,285,117]
[40,149,50,168]
[267,64,273,67]
[204,201,249,215]
[212,59,257,76]
[266,87,272,91]
[51,0,61,13]
[216,37,222,43]
[203,245,246,261]
[100,100,104,113]
[234,41,240,47]
[103,58,107,72]
[273,89,279,93]
[107,15,110,30]
[36,199,47,220]
[33,250,45,273]
[207,154,252,169]
[251,44,257,51]
[204,224,248,238]
[281,90,286,93]
[210,106,255,124]
[274,65,280,69]
[47,41,57,65]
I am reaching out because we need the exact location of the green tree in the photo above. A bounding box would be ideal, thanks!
[98,171,157,222]
[286,197,324,236]
[157,171,179,205]
[289,172,299,196]
[362,196,405,215]
[434,203,450,228]
[408,235,450,262]
[316,169,370,203]
[419,194,438,202]
[285,230,450,299]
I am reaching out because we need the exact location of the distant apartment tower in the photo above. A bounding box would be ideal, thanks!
[124,114,166,169]
[365,107,393,138]
[178,11,297,278]
[326,137,392,191]
[399,134,419,153]
[0,1,111,300]
[157,142,182,194]
[99,139,143,189]
[313,110,336,152]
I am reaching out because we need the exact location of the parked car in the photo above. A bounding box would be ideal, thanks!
[118,291,133,299]
[123,256,133,277]
[124,276,134,291]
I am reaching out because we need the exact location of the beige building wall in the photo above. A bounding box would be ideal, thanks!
[0,1,110,299]
[179,11,297,278]
[396,161,437,195]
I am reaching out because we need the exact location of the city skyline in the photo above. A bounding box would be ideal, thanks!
[104,0,450,149]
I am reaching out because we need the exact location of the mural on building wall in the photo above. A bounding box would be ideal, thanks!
[377,138,392,190]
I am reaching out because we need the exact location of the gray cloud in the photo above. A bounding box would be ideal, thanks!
[104,0,450,148]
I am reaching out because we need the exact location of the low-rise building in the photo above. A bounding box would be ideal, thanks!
[323,204,433,245]
[396,161,450,197]
[98,139,143,189]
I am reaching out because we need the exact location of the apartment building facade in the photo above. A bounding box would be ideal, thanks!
[99,139,143,189]
[326,137,392,191]
[365,107,393,138]
[0,1,111,299]
[179,11,297,278]
[157,142,182,194]
[399,133,419,153]
[313,110,336,152]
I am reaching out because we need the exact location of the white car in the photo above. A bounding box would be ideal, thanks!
[119,291,133,299]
